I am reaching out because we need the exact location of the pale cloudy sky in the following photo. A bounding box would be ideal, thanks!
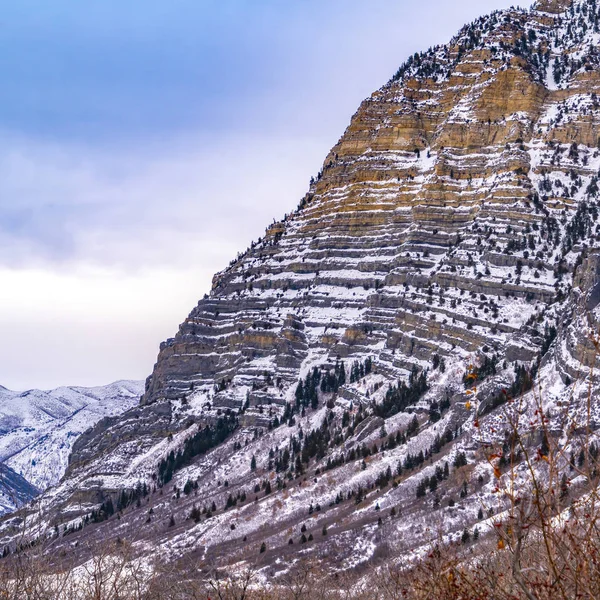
[0,0,529,390]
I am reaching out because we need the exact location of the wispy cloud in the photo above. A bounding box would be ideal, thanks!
[0,132,327,272]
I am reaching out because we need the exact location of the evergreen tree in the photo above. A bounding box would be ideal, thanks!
[416,478,428,498]
[338,361,346,386]
[454,452,468,468]
[295,381,304,407]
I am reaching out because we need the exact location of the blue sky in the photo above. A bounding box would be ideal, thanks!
[0,0,529,390]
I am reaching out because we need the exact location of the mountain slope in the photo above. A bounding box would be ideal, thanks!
[4,0,600,574]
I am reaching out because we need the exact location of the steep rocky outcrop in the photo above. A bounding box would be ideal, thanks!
[139,0,598,415]
[4,0,600,573]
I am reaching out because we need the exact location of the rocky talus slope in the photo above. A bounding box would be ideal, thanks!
[4,0,600,575]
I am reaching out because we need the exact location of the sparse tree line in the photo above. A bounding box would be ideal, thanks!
[158,414,238,485]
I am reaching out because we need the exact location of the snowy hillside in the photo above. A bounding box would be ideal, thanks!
[0,380,143,512]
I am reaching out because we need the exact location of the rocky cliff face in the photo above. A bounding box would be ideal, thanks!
[4,0,600,573]
[141,0,596,414]
[537,0,574,13]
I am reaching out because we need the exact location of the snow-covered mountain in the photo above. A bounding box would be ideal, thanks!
[0,381,143,513]
[3,0,600,577]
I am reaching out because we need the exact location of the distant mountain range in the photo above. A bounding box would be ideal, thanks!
[0,380,143,514]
